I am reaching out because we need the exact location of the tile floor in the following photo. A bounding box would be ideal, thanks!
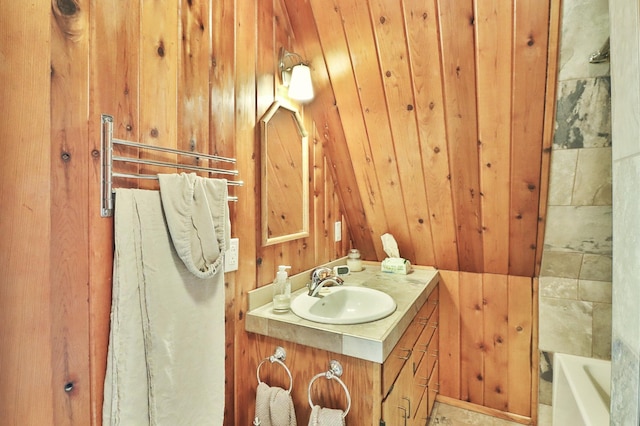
[428,403,553,425]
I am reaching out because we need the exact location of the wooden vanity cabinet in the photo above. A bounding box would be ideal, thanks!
[381,286,439,426]
[248,280,440,425]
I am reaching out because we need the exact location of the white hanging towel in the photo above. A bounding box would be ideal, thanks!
[308,406,345,426]
[103,173,229,425]
[254,382,297,426]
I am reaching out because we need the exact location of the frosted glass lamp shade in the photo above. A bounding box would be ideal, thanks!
[288,64,314,102]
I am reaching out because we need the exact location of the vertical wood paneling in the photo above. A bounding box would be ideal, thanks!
[313,122,329,262]
[233,1,258,424]
[338,0,414,261]
[1,1,561,424]
[178,0,211,160]
[507,275,533,416]
[369,0,434,265]
[309,0,389,260]
[530,277,540,424]
[307,0,558,278]
[210,1,239,423]
[88,0,141,421]
[139,0,178,181]
[475,0,513,275]
[438,270,461,399]
[210,0,236,157]
[255,0,277,288]
[535,0,563,277]
[436,0,484,272]
[50,0,91,423]
[459,272,484,404]
[439,271,534,418]
[285,0,377,259]
[508,0,551,276]
[482,273,509,411]
[403,0,460,271]
[0,1,53,423]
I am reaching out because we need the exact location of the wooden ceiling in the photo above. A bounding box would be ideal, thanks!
[282,0,558,276]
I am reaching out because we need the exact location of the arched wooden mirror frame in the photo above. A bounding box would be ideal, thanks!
[260,101,309,246]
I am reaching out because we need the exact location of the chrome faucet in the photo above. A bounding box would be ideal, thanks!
[308,267,344,297]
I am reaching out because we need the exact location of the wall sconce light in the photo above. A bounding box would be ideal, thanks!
[279,48,314,102]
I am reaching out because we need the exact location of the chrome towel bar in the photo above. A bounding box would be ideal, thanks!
[100,114,243,217]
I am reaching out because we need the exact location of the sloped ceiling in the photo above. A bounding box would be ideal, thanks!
[282,0,557,276]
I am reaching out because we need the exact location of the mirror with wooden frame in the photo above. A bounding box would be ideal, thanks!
[260,101,309,246]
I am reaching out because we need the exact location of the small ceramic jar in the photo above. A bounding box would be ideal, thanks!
[346,248,363,272]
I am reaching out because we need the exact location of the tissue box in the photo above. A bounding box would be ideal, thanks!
[381,257,411,274]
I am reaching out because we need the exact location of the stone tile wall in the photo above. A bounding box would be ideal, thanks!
[538,0,611,408]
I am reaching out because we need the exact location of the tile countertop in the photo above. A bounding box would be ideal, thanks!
[245,261,439,363]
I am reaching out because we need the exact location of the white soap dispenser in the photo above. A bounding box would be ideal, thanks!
[272,265,292,313]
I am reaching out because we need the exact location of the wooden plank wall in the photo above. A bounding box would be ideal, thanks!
[298,0,556,278]
[438,270,537,421]
[2,1,348,425]
[0,1,54,424]
[0,0,560,425]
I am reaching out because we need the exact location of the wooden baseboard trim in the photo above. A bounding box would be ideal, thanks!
[435,395,533,425]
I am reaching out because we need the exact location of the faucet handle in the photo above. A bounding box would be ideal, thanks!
[310,267,332,281]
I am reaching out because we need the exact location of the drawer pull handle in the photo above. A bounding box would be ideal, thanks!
[397,405,408,425]
[430,323,438,329]
[397,348,411,360]
[401,396,411,418]
[417,317,428,325]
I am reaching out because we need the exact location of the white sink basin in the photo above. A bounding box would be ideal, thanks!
[291,286,396,325]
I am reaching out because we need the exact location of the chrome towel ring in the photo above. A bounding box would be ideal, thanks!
[307,360,351,417]
[256,346,293,393]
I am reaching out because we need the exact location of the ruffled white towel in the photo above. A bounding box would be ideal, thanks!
[308,406,345,426]
[158,172,230,278]
[254,382,297,426]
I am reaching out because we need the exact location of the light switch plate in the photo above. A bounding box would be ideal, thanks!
[334,221,342,242]
[225,238,239,272]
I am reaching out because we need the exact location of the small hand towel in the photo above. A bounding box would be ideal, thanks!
[308,405,345,426]
[255,382,297,426]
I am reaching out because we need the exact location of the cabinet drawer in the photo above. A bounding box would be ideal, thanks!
[381,357,415,425]
[427,360,439,420]
[382,297,435,397]
[382,317,423,397]
[412,359,429,418]
[424,327,438,383]
[412,305,438,374]
[422,286,439,321]
[413,386,430,426]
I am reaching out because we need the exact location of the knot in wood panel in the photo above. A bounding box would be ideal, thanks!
[157,40,166,57]
[52,0,84,42]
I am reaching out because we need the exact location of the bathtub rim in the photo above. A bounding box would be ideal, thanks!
[552,352,611,426]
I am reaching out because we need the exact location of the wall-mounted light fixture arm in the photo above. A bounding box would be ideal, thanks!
[278,47,314,102]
